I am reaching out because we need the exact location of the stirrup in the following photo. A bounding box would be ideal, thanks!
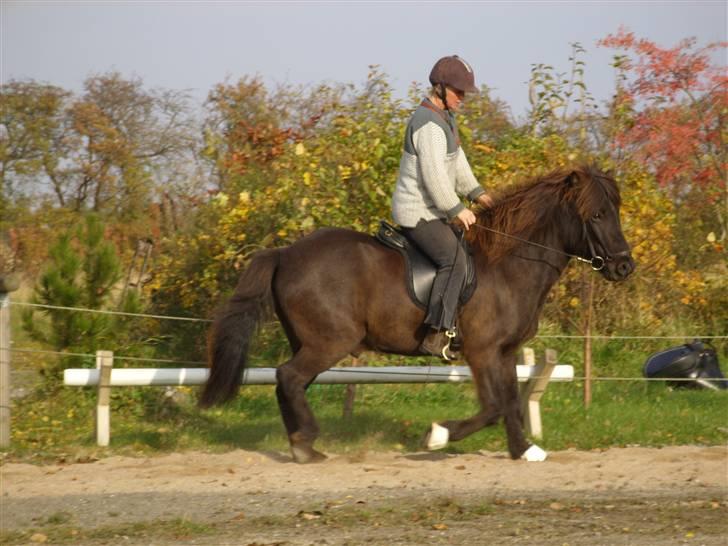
[442,328,457,361]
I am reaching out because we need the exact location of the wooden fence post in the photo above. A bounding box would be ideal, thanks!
[96,350,113,447]
[0,292,11,448]
[520,348,557,440]
[342,356,362,420]
[583,274,595,408]
[0,273,20,448]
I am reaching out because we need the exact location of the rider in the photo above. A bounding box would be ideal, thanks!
[391,55,494,357]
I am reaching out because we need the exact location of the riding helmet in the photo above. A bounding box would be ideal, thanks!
[429,55,478,93]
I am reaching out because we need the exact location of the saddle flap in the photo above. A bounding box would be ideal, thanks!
[375,220,476,311]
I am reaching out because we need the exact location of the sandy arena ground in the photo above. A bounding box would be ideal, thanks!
[2,445,727,545]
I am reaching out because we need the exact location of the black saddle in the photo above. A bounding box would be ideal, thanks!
[643,340,727,390]
[374,220,477,310]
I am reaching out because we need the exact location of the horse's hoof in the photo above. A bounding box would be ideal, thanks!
[425,422,449,450]
[291,444,328,464]
[521,444,548,462]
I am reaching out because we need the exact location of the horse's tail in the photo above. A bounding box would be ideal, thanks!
[199,248,280,408]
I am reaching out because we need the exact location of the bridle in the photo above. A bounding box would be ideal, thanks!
[582,222,606,271]
[470,221,607,270]
[467,172,630,271]
[581,194,633,271]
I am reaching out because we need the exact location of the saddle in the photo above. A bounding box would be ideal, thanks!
[643,340,727,390]
[374,220,477,310]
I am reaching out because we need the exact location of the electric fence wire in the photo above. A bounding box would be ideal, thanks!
[9,301,726,340]
[4,346,727,384]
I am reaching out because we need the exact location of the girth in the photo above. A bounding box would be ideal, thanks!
[375,220,477,310]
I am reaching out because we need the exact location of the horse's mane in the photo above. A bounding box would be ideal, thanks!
[465,164,620,263]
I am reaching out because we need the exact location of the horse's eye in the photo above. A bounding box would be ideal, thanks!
[592,212,601,220]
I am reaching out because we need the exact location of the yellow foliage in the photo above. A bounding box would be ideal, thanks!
[149,73,722,340]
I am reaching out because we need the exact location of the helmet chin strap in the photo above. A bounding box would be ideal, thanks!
[438,83,450,111]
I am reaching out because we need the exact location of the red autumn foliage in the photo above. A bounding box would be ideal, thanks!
[599,28,726,204]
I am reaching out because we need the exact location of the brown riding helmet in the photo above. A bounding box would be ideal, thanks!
[429,55,478,94]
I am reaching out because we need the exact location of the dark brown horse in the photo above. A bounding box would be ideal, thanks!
[200,165,635,463]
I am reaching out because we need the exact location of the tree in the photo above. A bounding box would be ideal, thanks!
[2,74,197,220]
[66,72,197,219]
[526,42,601,148]
[0,81,70,208]
[599,29,727,243]
[201,76,342,193]
[22,215,141,378]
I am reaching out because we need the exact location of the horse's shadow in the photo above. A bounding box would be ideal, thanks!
[118,397,455,456]
[195,410,428,451]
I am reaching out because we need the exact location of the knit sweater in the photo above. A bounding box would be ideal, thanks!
[391,99,485,228]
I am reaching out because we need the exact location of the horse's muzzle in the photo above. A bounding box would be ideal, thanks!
[604,251,635,281]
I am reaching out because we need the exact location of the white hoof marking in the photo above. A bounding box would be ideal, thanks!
[427,423,449,450]
[522,444,548,462]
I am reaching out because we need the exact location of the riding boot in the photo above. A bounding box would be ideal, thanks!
[419,329,458,361]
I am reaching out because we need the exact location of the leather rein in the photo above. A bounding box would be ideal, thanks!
[469,219,609,271]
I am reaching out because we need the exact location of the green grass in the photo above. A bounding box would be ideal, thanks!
[3,367,727,463]
[0,517,215,545]
[7,280,727,462]
[3,331,727,461]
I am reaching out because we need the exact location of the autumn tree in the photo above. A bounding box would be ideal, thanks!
[202,75,344,194]
[2,74,198,220]
[0,81,70,210]
[599,29,727,244]
[67,73,197,219]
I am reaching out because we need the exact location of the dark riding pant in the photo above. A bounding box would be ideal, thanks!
[402,218,467,331]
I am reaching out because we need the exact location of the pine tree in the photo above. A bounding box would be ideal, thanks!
[22,215,137,377]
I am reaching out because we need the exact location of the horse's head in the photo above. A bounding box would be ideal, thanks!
[566,166,635,282]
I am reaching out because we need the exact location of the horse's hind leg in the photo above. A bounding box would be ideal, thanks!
[424,351,502,449]
[275,347,347,464]
[434,408,500,443]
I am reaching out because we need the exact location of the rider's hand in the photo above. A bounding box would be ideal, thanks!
[456,208,477,231]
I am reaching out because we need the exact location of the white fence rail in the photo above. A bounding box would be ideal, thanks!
[64,348,571,447]
[63,364,575,387]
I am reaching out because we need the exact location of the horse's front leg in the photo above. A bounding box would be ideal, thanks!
[425,349,544,461]
[498,353,544,460]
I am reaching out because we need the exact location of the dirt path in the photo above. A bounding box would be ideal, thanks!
[2,446,727,545]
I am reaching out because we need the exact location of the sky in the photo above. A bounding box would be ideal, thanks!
[2,1,726,120]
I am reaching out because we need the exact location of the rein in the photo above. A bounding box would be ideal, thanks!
[469,222,606,271]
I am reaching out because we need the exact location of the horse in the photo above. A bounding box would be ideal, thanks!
[199,164,635,463]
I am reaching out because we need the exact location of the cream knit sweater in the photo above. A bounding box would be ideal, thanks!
[391,99,485,228]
